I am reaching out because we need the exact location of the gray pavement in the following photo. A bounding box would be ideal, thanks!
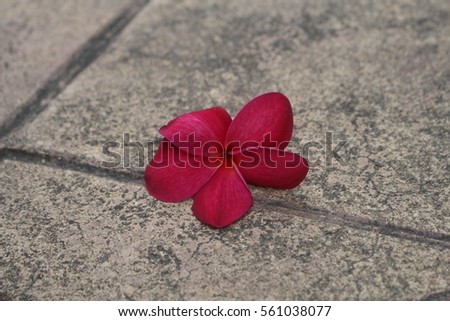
[1,0,449,300]
[0,0,137,133]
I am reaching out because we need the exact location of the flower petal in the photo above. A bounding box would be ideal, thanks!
[160,107,232,156]
[144,139,219,202]
[192,165,253,228]
[233,147,309,189]
[226,92,293,149]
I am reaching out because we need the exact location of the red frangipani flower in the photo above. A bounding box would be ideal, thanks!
[145,92,308,228]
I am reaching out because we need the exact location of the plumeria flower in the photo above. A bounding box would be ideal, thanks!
[145,92,308,228]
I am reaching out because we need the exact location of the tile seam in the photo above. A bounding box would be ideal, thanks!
[0,0,150,138]
[1,146,449,250]
[421,289,450,301]
[254,198,450,249]
[0,147,143,184]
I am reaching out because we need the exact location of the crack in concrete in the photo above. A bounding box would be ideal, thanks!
[0,0,150,138]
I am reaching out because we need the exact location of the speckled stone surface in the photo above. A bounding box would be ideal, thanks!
[1,159,448,300]
[1,0,450,300]
[0,0,134,130]
[4,0,449,234]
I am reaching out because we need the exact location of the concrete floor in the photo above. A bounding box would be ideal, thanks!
[1,0,449,300]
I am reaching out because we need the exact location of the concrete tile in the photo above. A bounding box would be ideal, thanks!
[1,159,448,300]
[3,0,450,234]
[263,0,450,235]
[0,0,135,130]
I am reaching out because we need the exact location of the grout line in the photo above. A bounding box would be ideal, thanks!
[2,146,450,250]
[421,289,450,301]
[0,147,143,185]
[254,197,450,249]
[0,0,150,138]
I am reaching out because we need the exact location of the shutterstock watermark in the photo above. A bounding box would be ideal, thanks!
[101,132,347,169]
